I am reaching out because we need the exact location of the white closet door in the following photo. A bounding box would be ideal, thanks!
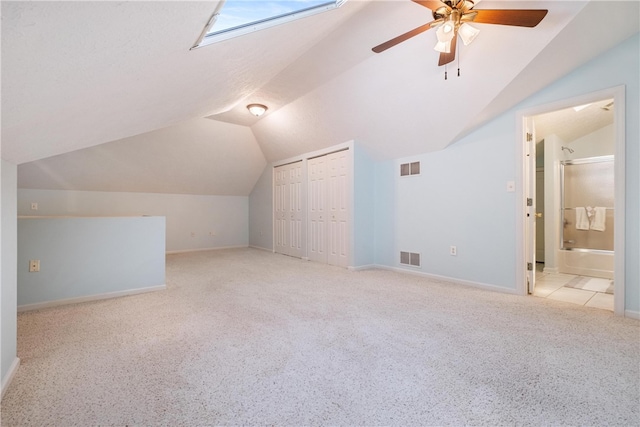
[308,156,327,263]
[287,162,304,258]
[327,150,349,267]
[273,164,288,255]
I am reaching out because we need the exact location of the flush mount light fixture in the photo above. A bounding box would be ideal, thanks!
[247,104,268,117]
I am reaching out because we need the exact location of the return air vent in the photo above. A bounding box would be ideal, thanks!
[400,161,420,176]
[400,251,421,267]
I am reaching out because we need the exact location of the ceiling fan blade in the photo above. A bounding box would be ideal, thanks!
[471,9,548,27]
[372,21,436,53]
[438,31,457,66]
[411,0,449,11]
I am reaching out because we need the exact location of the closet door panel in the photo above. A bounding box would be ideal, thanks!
[308,156,327,263]
[327,151,349,268]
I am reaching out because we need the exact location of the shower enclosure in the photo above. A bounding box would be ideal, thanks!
[558,155,614,279]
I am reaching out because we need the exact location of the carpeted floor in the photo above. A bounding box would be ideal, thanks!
[1,248,638,426]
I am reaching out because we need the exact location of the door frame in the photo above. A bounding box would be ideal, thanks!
[515,85,626,316]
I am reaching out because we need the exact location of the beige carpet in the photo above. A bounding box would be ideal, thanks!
[1,248,638,426]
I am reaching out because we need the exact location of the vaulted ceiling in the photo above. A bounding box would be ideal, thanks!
[2,1,638,195]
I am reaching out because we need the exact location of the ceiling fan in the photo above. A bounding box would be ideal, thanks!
[372,0,548,67]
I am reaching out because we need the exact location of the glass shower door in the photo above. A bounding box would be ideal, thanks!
[561,156,614,252]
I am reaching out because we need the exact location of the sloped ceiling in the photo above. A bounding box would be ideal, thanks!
[3,1,639,196]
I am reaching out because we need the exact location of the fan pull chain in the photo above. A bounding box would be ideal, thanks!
[457,49,461,77]
[444,64,448,80]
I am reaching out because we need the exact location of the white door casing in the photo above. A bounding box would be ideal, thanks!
[525,118,536,294]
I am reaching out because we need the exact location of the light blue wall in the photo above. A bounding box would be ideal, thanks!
[1,160,18,389]
[394,117,518,288]
[248,165,273,250]
[17,216,165,308]
[353,143,375,267]
[17,190,248,253]
[379,34,639,311]
[373,160,396,266]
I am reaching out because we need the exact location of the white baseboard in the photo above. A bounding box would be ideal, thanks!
[624,309,640,320]
[1,357,20,399]
[348,264,377,271]
[249,245,273,252]
[166,245,248,255]
[543,266,559,274]
[17,285,166,312]
[368,264,520,295]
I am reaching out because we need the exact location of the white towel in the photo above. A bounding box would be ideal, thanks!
[591,207,607,231]
[575,207,590,230]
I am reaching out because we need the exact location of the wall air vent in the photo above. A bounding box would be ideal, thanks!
[400,251,421,267]
[400,162,420,176]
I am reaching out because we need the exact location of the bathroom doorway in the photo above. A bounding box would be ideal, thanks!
[518,86,626,315]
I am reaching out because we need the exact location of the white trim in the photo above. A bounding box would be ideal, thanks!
[347,264,377,271]
[624,310,640,320]
[273,141,353,168]
[17,285,166,312]
[166,245,248,255]
[193,1,346,49]
[248,245,273,253]
[516,85,626,316]
[369,264,520,295]
[1,357,20,399]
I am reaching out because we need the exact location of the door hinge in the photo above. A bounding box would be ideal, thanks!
[527,262,533,271]
[527,198,533,206]
[526,132,533,142]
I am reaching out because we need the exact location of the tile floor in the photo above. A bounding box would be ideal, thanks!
[534,264,614,312]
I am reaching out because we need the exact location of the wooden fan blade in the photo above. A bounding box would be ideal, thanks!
[471,9,548,27]
[438,31,457,66]
[372,21,436,53]
[411,0,449,12]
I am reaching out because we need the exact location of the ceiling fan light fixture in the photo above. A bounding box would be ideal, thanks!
[458,23,480,46]
[247,103,268,116]
[436,22,455,43]
[434,40,451,53]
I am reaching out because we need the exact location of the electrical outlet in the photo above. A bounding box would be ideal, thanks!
[450,246,457,256]
[31,202,38,211]
[29,260,40,272]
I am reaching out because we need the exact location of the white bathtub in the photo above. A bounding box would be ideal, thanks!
[557,249,614,279]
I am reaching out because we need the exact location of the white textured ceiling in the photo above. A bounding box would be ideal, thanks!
[3,0,639,196]
[534,98,614,143]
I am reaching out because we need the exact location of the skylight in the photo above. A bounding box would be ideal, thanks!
[193,0,347,48]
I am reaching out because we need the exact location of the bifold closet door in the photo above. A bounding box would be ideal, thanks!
[326,151,349,267]
[307,150,350,267]
[308,156,327,263]
[274,161,303,258]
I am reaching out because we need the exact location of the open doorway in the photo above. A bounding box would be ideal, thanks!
[532,99,615,311]
[518,86,626,316]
